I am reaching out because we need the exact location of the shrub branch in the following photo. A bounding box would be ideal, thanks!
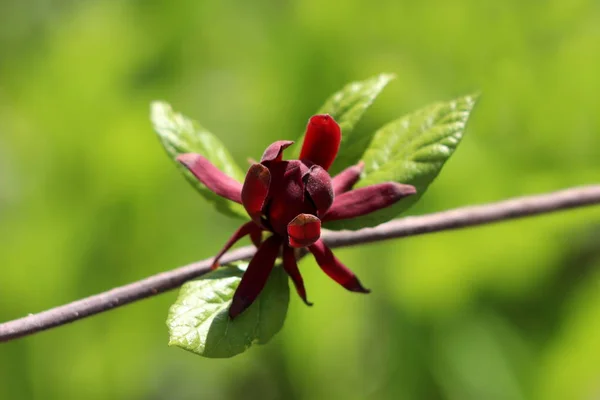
[1,185,599,342]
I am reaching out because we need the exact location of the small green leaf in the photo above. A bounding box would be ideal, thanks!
[151,101,248,220]
[325,94,478,230]
[167,264,289,358]
[293,74,395,174]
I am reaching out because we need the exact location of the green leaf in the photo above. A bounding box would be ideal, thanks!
[292,74,395,174]
[167,263,290,358]
[151,101,248,220]
[325,94,478,230]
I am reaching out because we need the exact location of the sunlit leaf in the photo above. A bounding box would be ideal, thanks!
[325,94,478,230]
[167,264,289,358]
[151,101,248,219]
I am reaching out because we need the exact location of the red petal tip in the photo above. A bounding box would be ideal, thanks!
[260,140,294,163]
[299,114,341,171]
[345,279,371,293]
[287,214,321,248]
[245,163,271,187]
[308,114,333,126]
[229,297,251,319]
[242,163,271,224]
[176,153,197,164]
[392,183,417,196]
[308,240,370,293]
[176,153,243,203]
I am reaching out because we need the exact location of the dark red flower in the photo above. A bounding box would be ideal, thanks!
[178,114,416,318]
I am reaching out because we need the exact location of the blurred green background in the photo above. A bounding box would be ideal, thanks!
[1,0,600,399]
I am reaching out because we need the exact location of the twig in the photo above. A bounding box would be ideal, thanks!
[1,185,599,342]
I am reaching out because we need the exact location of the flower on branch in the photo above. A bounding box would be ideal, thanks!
[177,114,416,318]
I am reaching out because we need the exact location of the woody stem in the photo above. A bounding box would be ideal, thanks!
[1,184,599,342]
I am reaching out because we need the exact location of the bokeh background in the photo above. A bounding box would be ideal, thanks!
[1,0,600,399]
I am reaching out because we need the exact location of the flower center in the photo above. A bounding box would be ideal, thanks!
[262,160,319,236]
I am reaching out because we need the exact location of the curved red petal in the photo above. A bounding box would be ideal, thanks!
[303,165,334,216]
[242,163,271,224]
[287,214,321,248]
[250,228,263,248]
[308,240,370,293]
[282,245,312,306]
[229,235,283,319]
[323,183,416,222]
[177,154,242,203]
[260,140,294,163]
[332,161,364,195]
[211,221,259,269]
[299,114,341,171]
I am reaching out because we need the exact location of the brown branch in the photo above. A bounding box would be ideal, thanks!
[1,185,599,342]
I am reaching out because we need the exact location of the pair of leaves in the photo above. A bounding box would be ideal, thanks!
[152,74,478,358]
[151,74,396,220]
[152,75,477,231]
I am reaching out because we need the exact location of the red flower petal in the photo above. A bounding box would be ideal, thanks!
[332,161,364,195]
[250,228,263,248]
[308,240,370,293]
[177,154,242,203]
[260,140,294,163]
[210,221,261,269]
[266,160,310,235]
[303,165,334,216]
[287,213,321,248]
[282,244,312,306]
[229,235,283,319]
[323,183,416,222]
[299,114,341,171]
[242,163,271,225]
